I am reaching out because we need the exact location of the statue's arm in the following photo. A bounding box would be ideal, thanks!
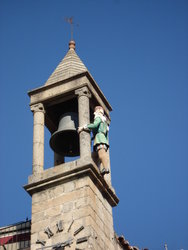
[87,117,101,130]
[78,117,101,133]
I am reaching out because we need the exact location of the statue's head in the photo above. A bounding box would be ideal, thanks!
[94,106,104,115]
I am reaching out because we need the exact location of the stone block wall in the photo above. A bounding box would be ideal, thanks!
[31,175,116,250]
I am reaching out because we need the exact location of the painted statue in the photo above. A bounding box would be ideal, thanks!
[78,106,110,175]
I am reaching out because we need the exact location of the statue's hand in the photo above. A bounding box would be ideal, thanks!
[77,126,83,133]
[77,124,88,133]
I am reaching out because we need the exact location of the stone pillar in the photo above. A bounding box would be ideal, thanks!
[31,103,45,174]
[75,86,91,159]
[54,152,64,166]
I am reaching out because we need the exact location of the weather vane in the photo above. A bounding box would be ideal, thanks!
[65,17,74,40]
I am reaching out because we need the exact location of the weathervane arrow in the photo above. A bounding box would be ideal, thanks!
[65,17,74,40]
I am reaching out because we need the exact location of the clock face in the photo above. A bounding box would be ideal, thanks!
[36,219,90,250]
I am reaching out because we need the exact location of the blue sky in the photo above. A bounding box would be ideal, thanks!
[0,0,187,249]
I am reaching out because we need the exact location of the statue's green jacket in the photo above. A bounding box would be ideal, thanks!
[87,117,109,146]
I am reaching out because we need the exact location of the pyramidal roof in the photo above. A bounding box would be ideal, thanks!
[45,41,88,86]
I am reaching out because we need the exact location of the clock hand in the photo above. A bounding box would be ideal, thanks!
[52,238,74,249]
[67,219,74,232]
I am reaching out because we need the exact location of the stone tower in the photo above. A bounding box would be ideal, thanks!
[24,40,120,250]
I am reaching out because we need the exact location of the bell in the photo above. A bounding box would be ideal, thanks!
[50,112,79,157]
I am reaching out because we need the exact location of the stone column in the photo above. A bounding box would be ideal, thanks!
[54,152,64,166]
[31,103,45,174]
[75,86,91,159]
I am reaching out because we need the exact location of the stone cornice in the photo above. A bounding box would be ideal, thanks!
[24,159,119,207]
[28,71,112,112]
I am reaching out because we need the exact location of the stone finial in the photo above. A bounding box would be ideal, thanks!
[69,40,76,50]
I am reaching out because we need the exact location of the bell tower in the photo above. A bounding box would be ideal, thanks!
[24,40,119,250]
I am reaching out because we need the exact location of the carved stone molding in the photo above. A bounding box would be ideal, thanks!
[75,86,91,98]
[31,103,45,113]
